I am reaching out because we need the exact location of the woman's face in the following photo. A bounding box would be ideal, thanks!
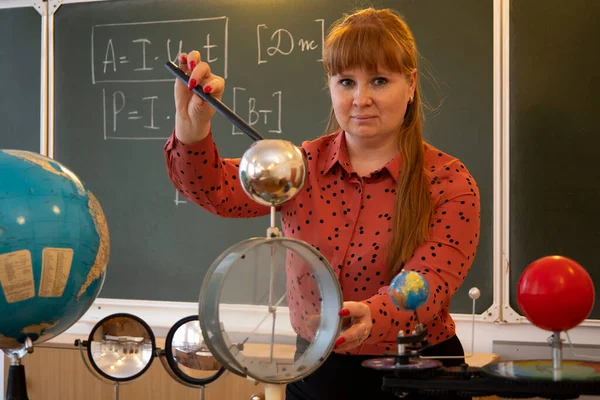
[329,67,416,143]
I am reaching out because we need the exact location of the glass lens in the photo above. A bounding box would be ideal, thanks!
[89,315,153,379]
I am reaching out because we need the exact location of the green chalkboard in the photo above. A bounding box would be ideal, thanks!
[0,6,41,153]
[52,0,493,314]
[509,0,600,320]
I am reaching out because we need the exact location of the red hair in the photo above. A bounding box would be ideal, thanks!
[323,8,432,275]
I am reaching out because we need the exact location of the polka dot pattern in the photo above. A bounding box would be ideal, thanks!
[165,130,481,356]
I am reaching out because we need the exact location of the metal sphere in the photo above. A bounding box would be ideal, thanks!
[468,287,481,300]
[239,140,307,207]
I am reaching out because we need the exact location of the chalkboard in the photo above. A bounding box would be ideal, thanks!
[52,0,493,314]
[0,6,41,153]
[509,0,600,319]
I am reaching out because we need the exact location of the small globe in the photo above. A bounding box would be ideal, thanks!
[0,150,110,351]
[389,271,430,311]
[517,255,595,332]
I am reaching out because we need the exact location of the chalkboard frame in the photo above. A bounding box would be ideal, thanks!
[0,0,47,155]
[12,0,589,325]
[55,0,494,317]
[505,0,600,324]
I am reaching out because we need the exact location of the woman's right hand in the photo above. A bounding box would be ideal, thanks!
[174,50,225,145]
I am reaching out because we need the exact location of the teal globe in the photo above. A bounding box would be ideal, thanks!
[0,150,110,351]
[389,271,429,311]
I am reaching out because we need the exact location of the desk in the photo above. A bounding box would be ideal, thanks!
[467,353,500,400]
[4,340,500,399]
[468,353,500,367]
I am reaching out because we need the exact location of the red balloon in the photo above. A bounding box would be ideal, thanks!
[517,255,595,332]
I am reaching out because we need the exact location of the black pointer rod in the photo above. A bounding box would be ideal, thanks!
[164,61,265,142]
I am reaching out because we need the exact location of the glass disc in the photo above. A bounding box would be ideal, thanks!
[199,237,343,384]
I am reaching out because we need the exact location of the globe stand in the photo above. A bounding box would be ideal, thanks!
[362,286,482,375]
[394,315,429,366]
[3,337,33,400]
[550,331,564,380]
[6,365,28,400]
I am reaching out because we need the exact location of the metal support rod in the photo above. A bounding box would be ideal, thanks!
[39,4,49,156]
[397,331,405,356]
[47,1,56,158]
[268,206,278,363]
[270,206,276,230]
[552,331,563,380]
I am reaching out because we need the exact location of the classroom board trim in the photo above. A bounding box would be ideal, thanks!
[499,0,520,324]
[2,0,49,155]
[61,0,508,321]
[0,0,44,10]
[65,297,525,339]
[53,297,600,353]
[18,0,594,323]
[44,0,498,319]
[488,0,503,324]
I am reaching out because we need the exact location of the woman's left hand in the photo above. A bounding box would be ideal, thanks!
[334,301,372,351]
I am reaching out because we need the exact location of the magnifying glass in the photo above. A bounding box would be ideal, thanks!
[158,315,226,399]
[75,313,157,400]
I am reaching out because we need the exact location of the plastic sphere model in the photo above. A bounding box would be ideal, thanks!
[517,255,595,332]
[0,150,110,350]
[389,270,430,311]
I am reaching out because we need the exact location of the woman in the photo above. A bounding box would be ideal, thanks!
[164,7,480,399]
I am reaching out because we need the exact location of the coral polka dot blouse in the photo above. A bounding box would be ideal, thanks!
[164,130,481,356]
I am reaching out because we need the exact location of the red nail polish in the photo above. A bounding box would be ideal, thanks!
[203,85,212,93]
[338,309,350,317]
[188,79,197,90]
[334,337,346,348]
[179,54,187,63]
[189,61,196,70]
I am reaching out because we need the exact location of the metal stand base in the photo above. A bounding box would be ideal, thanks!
[3,338,34,400]
[6,365,29,400]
